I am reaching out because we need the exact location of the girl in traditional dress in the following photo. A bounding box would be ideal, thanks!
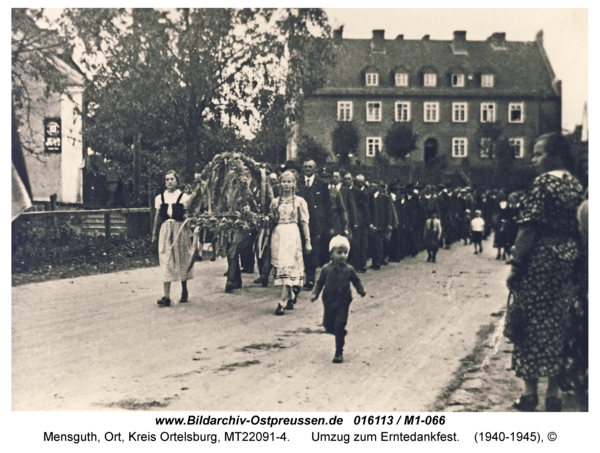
[269,170,311,316]
[152,170,199,307]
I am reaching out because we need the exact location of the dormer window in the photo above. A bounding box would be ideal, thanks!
[366,73,379,86]
[395,73,408,87]
[424,74,437,87]
[452,74,465,87]
[481,74,494,87]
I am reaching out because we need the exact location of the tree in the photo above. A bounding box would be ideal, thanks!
[492,138,516,189]
[12,8,335,204]
[295,134,330,167]
[64,8,333,188]
[383,123,418,160]
[331,121,359,168]
[246,94,288,166]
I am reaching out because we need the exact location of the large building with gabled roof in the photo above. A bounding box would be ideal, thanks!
[298,28,562,180]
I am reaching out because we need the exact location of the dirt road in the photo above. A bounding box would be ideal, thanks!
[12,243,511,412]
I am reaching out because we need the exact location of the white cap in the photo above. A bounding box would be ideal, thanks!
[329,235,350,252]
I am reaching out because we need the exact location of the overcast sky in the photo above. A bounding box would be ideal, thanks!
[323,8,588,133]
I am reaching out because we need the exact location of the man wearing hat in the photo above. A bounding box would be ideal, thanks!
[296,159,333,289]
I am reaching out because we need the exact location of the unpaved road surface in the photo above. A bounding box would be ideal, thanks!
[12,243,510,412]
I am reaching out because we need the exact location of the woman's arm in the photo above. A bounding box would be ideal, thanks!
[298,198,312,253]
[184,183,201,210]
[510,224,535,266]
[506,223,535,291]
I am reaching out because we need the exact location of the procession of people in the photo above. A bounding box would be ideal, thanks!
[150,132,587,411]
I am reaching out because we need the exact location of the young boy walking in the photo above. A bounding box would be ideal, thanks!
[471,210,485,254]
[310,236,366,363]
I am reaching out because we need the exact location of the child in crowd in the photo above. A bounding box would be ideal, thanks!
[310,236,366,363]
[471,210,485,254]
[423,211,442,263]
[462,209,472,245]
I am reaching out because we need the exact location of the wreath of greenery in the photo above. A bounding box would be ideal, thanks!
[191,152,271,238]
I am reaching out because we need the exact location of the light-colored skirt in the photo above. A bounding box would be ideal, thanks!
[158,219,194,282]
[271,223,304,287]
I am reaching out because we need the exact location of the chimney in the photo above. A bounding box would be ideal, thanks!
[371,29,385,53]
[490,32,506,50]
[334,26,344,41]
[451,30,468,55]
[395,34,404,40]
[422,35,430,41]
[453,31,466,42]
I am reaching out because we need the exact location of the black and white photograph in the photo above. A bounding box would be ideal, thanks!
[9,4,592,449]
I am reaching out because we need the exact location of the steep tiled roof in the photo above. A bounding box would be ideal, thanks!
[317,33,559,98]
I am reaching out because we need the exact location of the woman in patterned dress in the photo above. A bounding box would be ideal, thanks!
[152,170,199,307]
[269,171,311,316]
[506,133,584,411]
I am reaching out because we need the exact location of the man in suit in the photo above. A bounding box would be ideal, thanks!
[319,167,349,266]
[297,159,333,289]
[348,174,373,273]
[388,181,405,262]
[339,172,358,244]
[369,181,393,269]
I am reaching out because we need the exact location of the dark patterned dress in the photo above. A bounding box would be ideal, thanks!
[511,172,583,379]
[560,197,588,404]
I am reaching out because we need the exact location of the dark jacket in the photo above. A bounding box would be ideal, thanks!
[351,186,372,228]
[370,191,392,231]
[297,176,332,236]
[312,262,365,307]
[328,185,348,234]
[340,185,358,231]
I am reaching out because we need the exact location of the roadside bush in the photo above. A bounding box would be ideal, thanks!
[12,216,155,274]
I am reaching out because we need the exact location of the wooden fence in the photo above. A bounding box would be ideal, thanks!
[18,208,153,239]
